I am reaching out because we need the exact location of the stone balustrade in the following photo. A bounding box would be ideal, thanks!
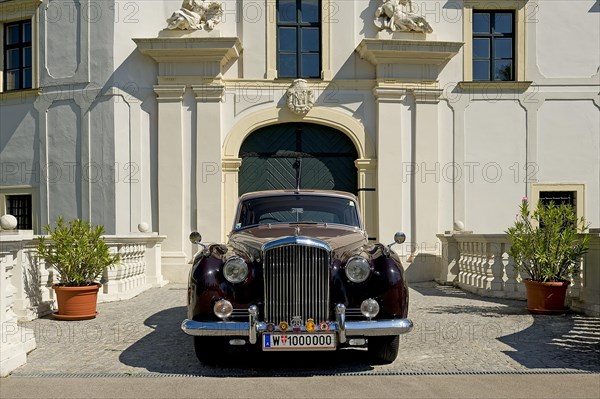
[437,232,600,316]
[0,228,167,376]
[0,230,37,377]
[0,233,167,321]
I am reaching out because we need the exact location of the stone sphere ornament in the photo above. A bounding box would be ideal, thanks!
[138,222,150,233]
[0,214,18,230]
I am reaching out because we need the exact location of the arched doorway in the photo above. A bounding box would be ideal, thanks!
[238,123,358,196]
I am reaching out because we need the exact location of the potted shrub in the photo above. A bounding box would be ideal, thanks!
[506,198,590,314]
[37,217,120,320]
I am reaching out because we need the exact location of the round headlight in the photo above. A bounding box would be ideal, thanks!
[213,299,233,319]
[345,256,371,283]
[223,256,248,283]
[360,298,380,319]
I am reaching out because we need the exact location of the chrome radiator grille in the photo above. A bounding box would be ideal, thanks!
[263,244,330,323]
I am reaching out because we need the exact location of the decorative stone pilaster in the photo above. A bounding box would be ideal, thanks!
[355,159,378,241]
[134,34,241,282]
[153,85,187,282]
[193,85,226,243]
[222,158,242,242]
[357,37,462,257]
[373,87,408,246]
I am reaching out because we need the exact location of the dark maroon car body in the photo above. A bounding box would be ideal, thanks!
[182,190,412,363]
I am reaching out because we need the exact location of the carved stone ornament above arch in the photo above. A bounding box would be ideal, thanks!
[287,79,315,115]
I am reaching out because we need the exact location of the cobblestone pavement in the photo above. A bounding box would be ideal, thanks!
[11,282,600,377]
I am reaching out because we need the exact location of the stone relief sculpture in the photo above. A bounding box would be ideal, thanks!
[287,79,314,115]
[374,0,433,34]
[166,0,223,31]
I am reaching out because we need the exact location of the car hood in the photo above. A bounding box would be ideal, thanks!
[228,224,369,261]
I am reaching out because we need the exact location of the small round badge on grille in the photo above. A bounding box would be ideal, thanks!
[319,321,330,331]
[278,321,289,332]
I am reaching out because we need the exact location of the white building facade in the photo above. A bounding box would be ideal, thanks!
[1,0,599,284]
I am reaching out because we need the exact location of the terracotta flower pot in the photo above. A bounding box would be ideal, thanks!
[523,279,570,314]
[52,283,101,320]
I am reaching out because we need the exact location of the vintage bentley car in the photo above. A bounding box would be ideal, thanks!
[181,190,413,364]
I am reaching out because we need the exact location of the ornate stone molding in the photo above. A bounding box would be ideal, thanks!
[357,39,463,66]
[134,36,241,82]
[413,88,444,104]
[355,158,377,171]
[0,0,42,20]
[286,79,315,115]
[166,0,223,31]
[372,87,408,103]
[222,158,242,173]
[192,85,225,102]
[153,85,186,102]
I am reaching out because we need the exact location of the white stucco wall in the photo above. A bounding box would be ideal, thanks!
[1,0,599,281]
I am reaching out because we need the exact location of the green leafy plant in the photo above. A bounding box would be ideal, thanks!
[506,198,590,282]
[37,217,120,287]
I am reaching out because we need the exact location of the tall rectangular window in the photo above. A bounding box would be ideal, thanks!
[3,20,32,91]
[277,0,321,78]
[6,195,33,230]
[472,11,514,81]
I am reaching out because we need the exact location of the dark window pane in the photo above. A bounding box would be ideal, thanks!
[23,22,32,42]
[23,47,32,67]
[494,60,513,81]
[301,27,319,52]
[473,60,490,80]
[473,38,489,59]
[6,24,20,45]
[6,195,33,230]
[278,0,297,22]
[301,53,320,77]
[301,0,319,23]
[494,13,513,33]
[539,191,576,207]
[279,53,298,77]
[6,48,20,69]
[473,13,490,33]
[279,27,297,51]
[23,68,32,89]
[495,38,513,59]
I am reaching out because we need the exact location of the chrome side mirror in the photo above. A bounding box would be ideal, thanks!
[385,231,406,256]
[189,231,203,245]
[393,232,406,245]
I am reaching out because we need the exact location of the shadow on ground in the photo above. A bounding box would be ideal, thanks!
[411,283,600,372]
[499,315,600,372]
[119,306,375,376]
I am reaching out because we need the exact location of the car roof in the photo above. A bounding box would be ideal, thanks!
[238,189,359,202]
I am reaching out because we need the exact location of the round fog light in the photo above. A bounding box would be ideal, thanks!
[214,299,233,319]
[360,299,380,319]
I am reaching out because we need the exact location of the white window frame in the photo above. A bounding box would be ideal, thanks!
[530,183,586,222]
[0,187,38,232]
[266,0,332,80]
[0,0,42,95]
[461,0,529,89]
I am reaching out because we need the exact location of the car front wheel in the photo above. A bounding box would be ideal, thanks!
[368,335,400,364]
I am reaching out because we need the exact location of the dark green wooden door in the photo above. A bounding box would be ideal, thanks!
[239,123,358,196]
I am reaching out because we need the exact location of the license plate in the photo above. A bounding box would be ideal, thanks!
[262,333,336,351]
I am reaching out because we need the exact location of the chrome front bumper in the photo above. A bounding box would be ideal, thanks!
[181,304,413,344]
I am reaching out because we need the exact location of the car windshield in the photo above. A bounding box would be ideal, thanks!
[236,195,361,229]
